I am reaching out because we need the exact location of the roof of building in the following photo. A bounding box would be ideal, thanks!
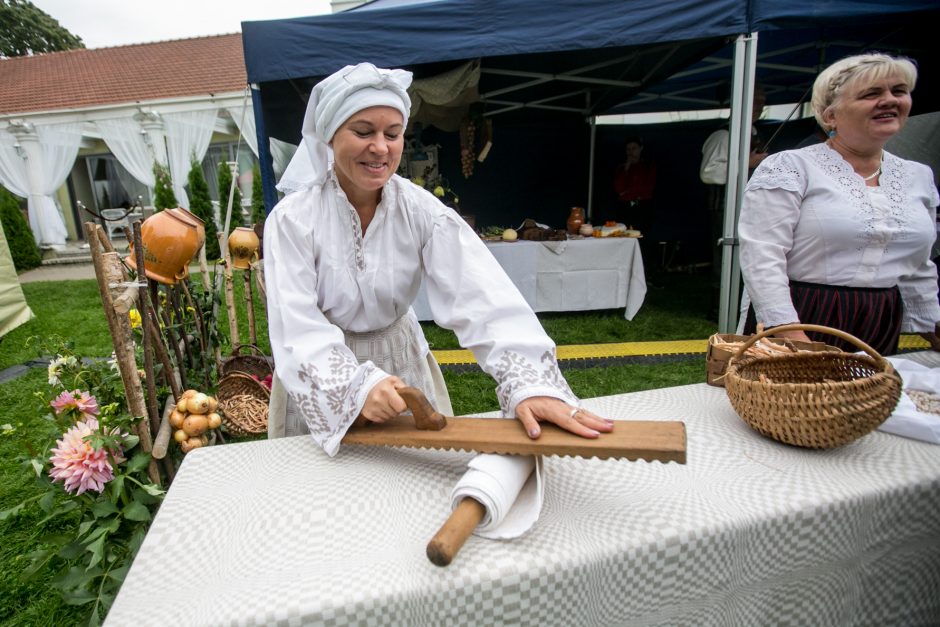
[0,33,247,116]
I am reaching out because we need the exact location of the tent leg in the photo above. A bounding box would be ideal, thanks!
[718,32,758,334]
[586,116,597,223]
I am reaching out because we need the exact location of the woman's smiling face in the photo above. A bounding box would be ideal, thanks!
[827,73,912,146]
[330,106,404,200]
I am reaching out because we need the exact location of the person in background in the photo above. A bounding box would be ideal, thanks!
[739,52,940,354]
[612,135,657,279]
[700,85,769,316]
[263,63,613,454]
[612,136,656,233]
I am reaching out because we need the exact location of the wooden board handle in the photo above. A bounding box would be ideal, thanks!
[426,497,487,567]
[398,386,447,430]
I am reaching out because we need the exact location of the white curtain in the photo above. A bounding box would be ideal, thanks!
[227,104,258,157]
[31,123,83,246]
[0,130,30,198]
[163,109,218,209]
[0,123,82,247]
[96,117,157,188]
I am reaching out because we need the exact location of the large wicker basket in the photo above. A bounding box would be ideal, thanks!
[217,371,270,436]
[724,324,902,449]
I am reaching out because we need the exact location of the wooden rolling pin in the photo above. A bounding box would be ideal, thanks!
[426,498,487,567]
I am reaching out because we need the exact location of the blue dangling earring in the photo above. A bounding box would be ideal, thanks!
[827,129,837,138]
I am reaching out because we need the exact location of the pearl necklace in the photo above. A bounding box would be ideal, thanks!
[861,164,882,181]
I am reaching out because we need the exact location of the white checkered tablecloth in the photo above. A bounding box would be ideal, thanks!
[106,384,940,626]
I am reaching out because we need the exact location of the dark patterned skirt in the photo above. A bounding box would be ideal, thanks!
[743,280,902,355]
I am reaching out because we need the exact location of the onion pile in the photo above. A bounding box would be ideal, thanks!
[169,389,221,454]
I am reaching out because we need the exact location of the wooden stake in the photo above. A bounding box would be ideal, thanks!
[244,267,256,346]
[84,222,160,486]
[132,223,161,439]
[220,232,239,349]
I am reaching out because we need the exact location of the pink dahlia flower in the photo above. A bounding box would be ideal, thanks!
[48,418,124,495]
[50,389,100,419]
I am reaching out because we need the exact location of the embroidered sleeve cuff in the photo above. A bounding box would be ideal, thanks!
[500,384,579,417]
[321,364,390,457]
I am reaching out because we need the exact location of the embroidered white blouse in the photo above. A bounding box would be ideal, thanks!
[264,170,577,455]
[739,143,940,331]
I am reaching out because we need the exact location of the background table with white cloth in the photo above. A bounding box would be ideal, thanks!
[107,383,940,626]
[412,237,647,321]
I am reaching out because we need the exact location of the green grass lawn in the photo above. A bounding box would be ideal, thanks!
[0,269,715,624]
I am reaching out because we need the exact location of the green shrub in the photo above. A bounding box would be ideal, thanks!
[217,162,242,227]
[152,162,177,211]
[187,159,220,260]
[251,164,265,227]
[0,187,41,271]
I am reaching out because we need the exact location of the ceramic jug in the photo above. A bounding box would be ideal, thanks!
[125,209,200,284]
[228,227,260,270]
[169,207,206,250]
[566,206,585,235]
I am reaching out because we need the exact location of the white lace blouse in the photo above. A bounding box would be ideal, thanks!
[264,170,577,455]
[739,143,940,332]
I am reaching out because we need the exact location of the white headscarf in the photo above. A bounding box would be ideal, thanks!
[277,63,413,194]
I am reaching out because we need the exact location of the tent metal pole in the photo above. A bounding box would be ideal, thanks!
[718,32,759,334]
[251,84,279,214]
[587,115,596,222]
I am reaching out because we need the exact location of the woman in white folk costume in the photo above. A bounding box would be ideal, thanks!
[739,53,940,355]
[264,63,613,454]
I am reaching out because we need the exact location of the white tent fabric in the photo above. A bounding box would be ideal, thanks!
[0,216,33,337]
[163,109,218,209]
[96,117,158,189]
[226,104,259,157]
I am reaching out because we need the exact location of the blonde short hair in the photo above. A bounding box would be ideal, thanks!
[811,53,918,131]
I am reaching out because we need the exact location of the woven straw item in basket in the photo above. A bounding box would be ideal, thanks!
[724,324,902,449]
[217,372,270,435]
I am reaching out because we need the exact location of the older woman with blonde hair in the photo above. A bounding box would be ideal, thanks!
[738,52,940,354]
[264,63,613,454]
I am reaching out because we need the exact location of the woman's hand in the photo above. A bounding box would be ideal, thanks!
[359,376,408,423]
[515,396,614,439]
[919,330,940,352]
[774,328,812,343]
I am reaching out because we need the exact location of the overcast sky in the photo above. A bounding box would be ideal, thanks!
[31,0,332,49]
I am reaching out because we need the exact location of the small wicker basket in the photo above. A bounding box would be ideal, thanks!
[220,344,273,379]
[706,332,840,387]
[724,324,902,449]
[217,371,270,436]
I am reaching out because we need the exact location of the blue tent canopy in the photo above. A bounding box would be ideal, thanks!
[242,0,939,332]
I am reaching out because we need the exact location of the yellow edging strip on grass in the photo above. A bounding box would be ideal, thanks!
[432,335,929,365]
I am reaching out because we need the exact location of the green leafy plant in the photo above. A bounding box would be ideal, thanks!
[0,186,41,271]
[187,159,220,260]
[152,162,177,211]
[0,336,163,626]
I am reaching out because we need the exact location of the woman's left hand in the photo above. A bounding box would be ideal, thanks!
[919,330,940,352]
[515,396,614,439]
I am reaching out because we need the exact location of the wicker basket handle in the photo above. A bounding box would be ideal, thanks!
[731,323,891,372]
[231,343,268,358]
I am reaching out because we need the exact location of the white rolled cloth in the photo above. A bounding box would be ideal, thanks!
[276,62,412,193]
[450,453,543,539]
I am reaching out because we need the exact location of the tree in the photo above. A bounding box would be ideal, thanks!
[187,159,220,260]
[152,162,177,211]
[0,0,84,57]
[217,162,242,227]
[0,186,41,271]
[250,164,265,227]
